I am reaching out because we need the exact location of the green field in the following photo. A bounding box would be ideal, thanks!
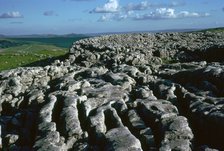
[0,36,88,71]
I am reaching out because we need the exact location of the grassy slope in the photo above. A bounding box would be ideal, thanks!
[0,41,67,71]
[197,27,224,33]
[0,35,90,71]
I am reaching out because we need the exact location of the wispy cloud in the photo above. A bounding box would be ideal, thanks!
[98,13,128,22]
[0,11,23,19]
[123,1,185,12]
[43,11,58,16]
[124,1,149,11]
[90,0,119,13]
[134,8,210,20]
[152,1,185,8]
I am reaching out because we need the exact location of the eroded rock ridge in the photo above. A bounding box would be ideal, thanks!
[0,32,224,150]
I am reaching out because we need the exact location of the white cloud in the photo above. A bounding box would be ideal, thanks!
[0,11,23,19]
[125,1,150,11]
[178,11,209,18]
[123,1,185,12]
[98,13,128,22]
[157,8,176,18]
[153,1,185,8]
[91,0,119,13]
[98,15,110,22]
[134,8,210,20]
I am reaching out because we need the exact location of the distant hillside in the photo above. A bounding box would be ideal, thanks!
[0,34,6,38]
[9,36,89,48]
[0,39,26,48]
[197,27,224,33]
[3,33,88,38]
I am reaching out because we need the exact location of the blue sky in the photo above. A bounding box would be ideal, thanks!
[0,0,223,35]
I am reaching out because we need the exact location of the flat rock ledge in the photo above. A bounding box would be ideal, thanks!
[0,31,224,151]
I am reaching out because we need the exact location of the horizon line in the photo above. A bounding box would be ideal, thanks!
[1,26,224,37]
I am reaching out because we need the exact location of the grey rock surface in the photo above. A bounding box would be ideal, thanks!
[0,31,224,150]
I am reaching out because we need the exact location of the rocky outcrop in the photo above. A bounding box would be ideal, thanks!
[0,31,224,150]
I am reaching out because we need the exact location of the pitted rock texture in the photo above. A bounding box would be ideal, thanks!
[0,31,224,150]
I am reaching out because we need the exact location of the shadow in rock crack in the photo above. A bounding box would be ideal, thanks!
[0,104,38,150]
[22,54,69,67]
[174,86,224,150]
[178,46,224,63]
[199,47,224,62]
